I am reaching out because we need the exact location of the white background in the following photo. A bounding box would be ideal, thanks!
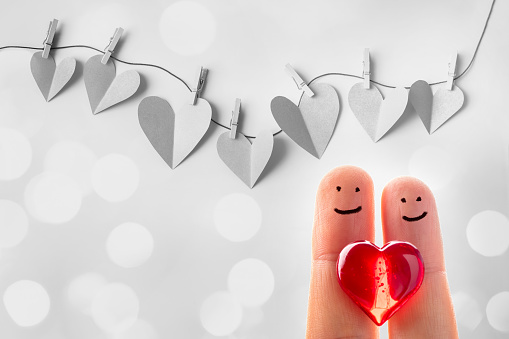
[0,0,508,338]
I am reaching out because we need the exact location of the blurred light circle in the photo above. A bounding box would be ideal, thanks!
[107,222,154,268]
[91,154,140,202]
[214,194,262,242]
[451,291,483,331]
[25,172,82,224]
[486,291,509,332]
[467,210,509,257]
[0,200,29,248]
[3,280,51,327]
[67,273,107,315]
[408,146,457,190]
[200,291,242,336]
[159,1,216,56]
[228,258,275,307]
[91,283,139,333]
[115,319,158,339]
[44,141,98,196]
[0,128,32,180]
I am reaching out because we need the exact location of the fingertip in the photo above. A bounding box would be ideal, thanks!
[316,165,373,207]
[313,166,375,261]
[381,176,445,273]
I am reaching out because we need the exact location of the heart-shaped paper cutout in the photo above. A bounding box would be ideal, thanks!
[271,83,339,159]
[409,80,464,134]
[84,55,140,114]
[337,240,425,326]
[348,83,408,142]
[30,51,76,102]
[138,96,212,169]
[217,130,273,188]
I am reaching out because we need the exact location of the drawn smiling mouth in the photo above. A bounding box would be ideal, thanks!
[334,206,362,215]
[402,211,428,222]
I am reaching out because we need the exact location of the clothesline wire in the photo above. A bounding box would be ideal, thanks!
[0,0,496,139]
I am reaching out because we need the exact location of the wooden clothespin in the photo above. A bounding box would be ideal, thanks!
[446,52,457,91]
[230,98,241,139]
[363,48,370,89]
[285,64,314,97]
[190,67,208,105]
[42,19,58,59]
[101,27,124,65]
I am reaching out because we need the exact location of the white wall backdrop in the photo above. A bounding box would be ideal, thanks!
[0,0,508,338]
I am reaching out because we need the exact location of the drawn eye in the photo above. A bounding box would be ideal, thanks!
[355,187,360,192]
[336,186,341,192]
[401,198,406,203]
[416,196,421,201]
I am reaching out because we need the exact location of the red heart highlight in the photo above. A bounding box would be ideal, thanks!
[337,240,425,326]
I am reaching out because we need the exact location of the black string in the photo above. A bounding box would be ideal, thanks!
[0,0,496,139]
[0,44,191,91]
[297,0,496,106]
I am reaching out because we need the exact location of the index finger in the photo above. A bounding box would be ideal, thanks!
[306,166,378,339]
[381,177,458,338]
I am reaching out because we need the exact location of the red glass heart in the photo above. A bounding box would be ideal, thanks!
[337,240,425,326]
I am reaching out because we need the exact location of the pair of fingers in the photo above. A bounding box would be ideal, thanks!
[306,166,458,339]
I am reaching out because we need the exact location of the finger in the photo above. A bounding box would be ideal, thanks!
[381,177,458,339]
[306,166,378,339]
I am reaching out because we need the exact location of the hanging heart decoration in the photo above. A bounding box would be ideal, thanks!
[409,80,464,134]
[348,83,408,142]
[217,130,274,188]
[30,51,76,102]
[83,55,140,114]
[271,83,340,159]
[138,96,212,169]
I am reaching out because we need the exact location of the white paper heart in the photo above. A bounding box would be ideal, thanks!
[409,80,464,134]
[348,83,408,142]
[138,96,212,169]
[30,51,76,102]
[217,130,274,188]
[84,55,140,114]
[270,83,340,159]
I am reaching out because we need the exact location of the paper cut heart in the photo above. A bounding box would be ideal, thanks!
[337,240,425,326]
[84,55,140,114]
[138,96,212,169]
[217,130,273,188]
[409,80,464,134]
[270,83,340,159]
[30,51,76,102]
[348,83,408,142]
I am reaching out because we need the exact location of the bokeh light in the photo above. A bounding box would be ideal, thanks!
[44,141,98,196]
[91,154,140,202]
[408,145,457,190]
[3,280,51,327]
[0,127,32,181]
[159,1,216,56]
[67,273,108,315]
[451,291,483,331]
[0,200,29,248]
[91,283,139,333]
[214,194,262,242]
[200,291,243,336]
[466,210,509,257]
[228,258,275,307]
[114,319,158,339]
[107,222,154,268]
[25,172,82,224]
[486,291,509,332]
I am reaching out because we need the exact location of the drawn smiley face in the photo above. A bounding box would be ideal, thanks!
[334,186,362,215]
[401,196,428,222]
